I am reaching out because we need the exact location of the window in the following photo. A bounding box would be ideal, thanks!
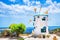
[33,23,34,25]
[34,17,35,21]
[42,17,46,21]
[38,16,39,18]
[34,27,35,29]
[41,26,46,33]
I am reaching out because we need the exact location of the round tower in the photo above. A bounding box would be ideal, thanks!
[33,14,49,36]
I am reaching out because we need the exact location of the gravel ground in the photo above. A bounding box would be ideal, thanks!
[0,37,60,40]
[0,38,17,40]
[25,34,60,40]
[0,34,60,40]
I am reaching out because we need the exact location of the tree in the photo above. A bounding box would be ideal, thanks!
[17,23,26,34]
[9,24,17,33]
[9,23,26,37]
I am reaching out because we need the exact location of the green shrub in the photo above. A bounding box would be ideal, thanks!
[17,38,24,40]
[9,23,26,37]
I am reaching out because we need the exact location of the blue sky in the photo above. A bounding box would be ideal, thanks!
[0,0,60,27]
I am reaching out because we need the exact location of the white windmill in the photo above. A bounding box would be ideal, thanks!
[32,7,49,36]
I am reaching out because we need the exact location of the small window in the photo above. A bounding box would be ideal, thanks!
[41,29,46,33]
[38,16,39,18]
[42,17,46,21]
[33,23,34,25]
[34,17,35,21]
[41,26,46,33]
[34,27,35,29]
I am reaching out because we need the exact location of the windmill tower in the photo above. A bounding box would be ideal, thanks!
[32,8,49,36]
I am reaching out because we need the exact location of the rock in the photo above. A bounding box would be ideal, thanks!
[53,36,58,40]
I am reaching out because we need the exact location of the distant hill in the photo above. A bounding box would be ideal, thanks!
[49,28,60,36]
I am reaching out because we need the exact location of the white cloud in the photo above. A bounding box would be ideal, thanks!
[9,0,16,2]
[46,0,52,4]
[45,0,60,14]
[0,2,36,18]
[0,14,8,17]
[0,14,27,18]
[23,0,29,3]
[0,0,60,18]
[36,1,40,5]
[23,0,41,6]
[23,0,31,6]
[23,0,60,14]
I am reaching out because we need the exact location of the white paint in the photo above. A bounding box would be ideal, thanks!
[33,15,49,35]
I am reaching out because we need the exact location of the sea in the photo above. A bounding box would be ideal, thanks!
[0,26,60,34]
